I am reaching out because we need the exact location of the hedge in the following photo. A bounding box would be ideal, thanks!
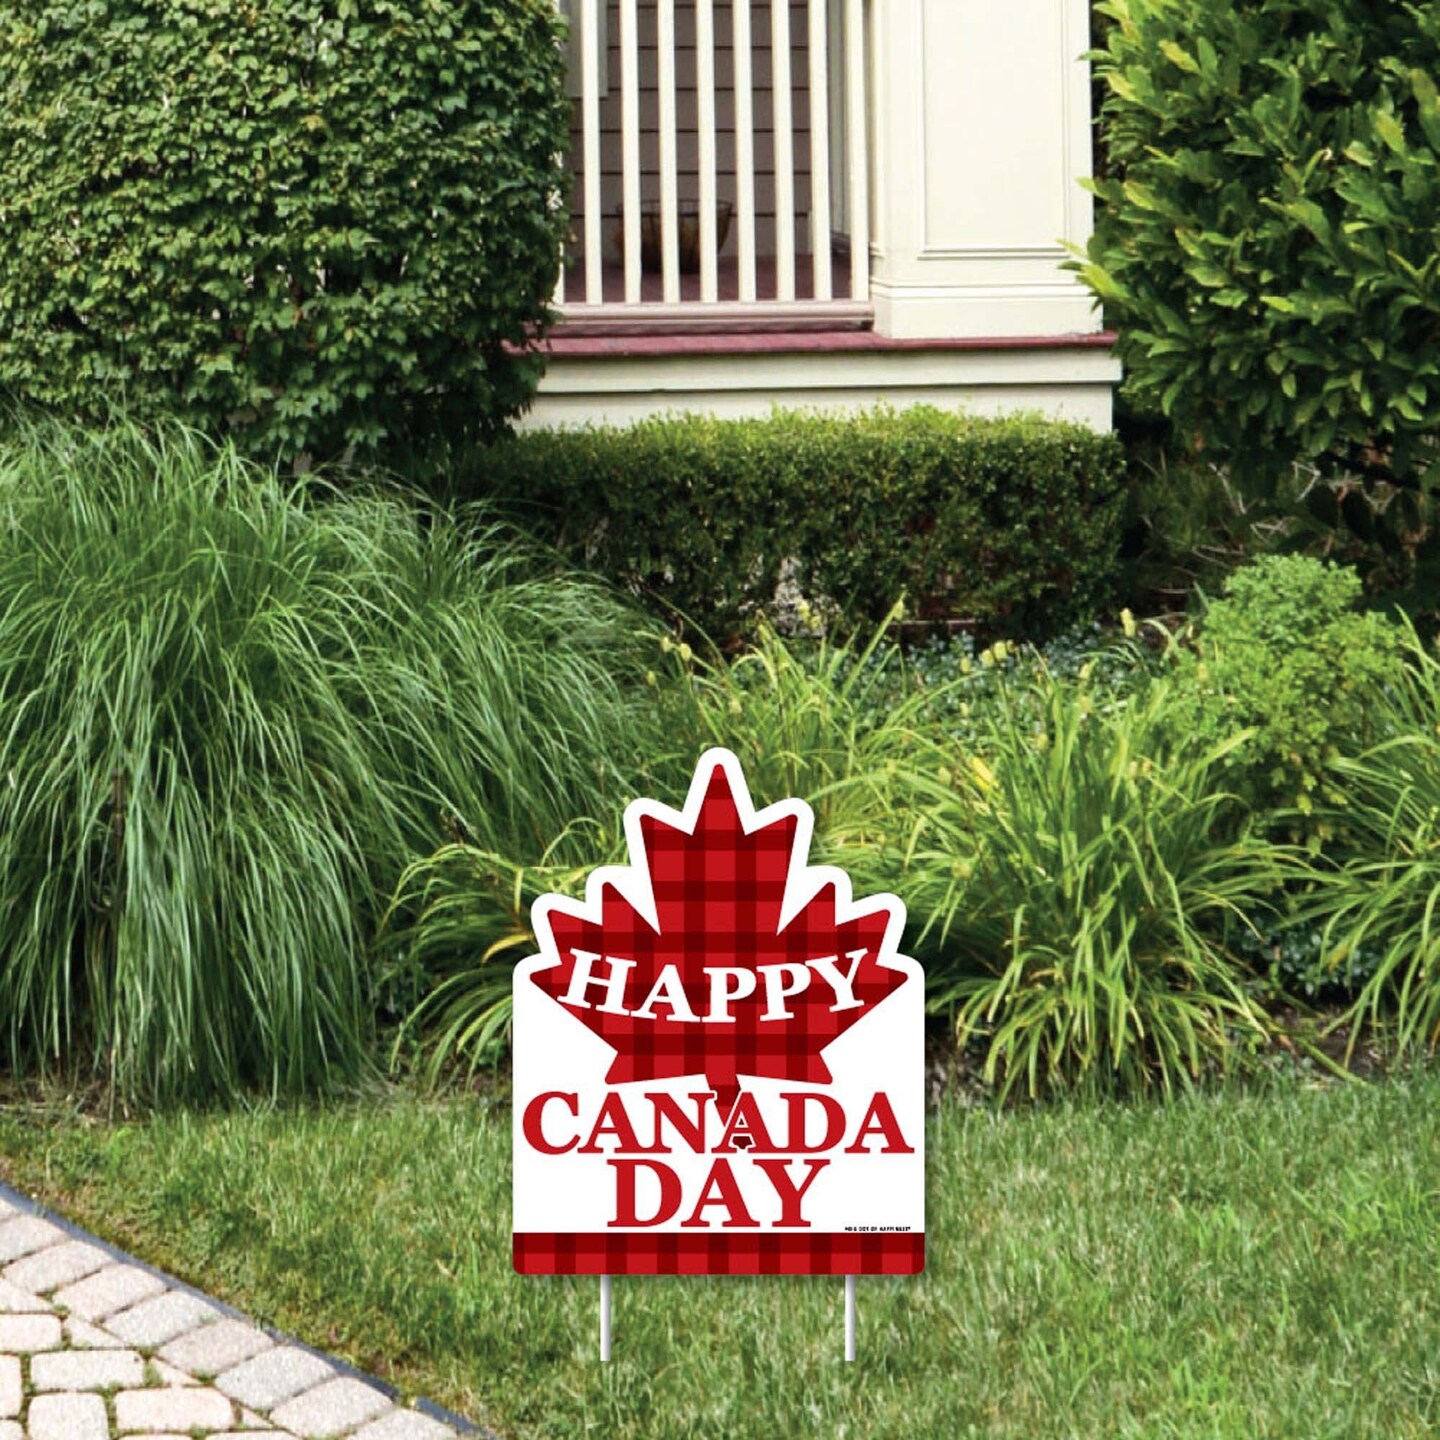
[458,408,1127,640]
[0,0,568,461]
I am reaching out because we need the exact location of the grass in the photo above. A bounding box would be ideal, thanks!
[0,417,655,1100]
[2,1077,1439,1438]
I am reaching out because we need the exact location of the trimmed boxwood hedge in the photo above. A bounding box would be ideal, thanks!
[0,0,568,461]
[458,408,1127,640]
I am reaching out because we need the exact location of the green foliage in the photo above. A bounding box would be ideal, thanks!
[888,673,1284,1098]
[388,615,1148,1080]
[454,407,1127,642]
[1168,557,1403,827]
[1081,0,1440,494]
[1232,916,1381,1006]
[1112,417,1265,605]
[0,0,568,460]
[877,622,1157,757]
[1311,631,1440,1055]
[0,419,653,1101]
[1291,477,1440,616]
[389,619,1287,1099]
[384,610,935,1077]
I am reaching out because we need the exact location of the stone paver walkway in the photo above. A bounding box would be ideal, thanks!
[0,1185,485,1440]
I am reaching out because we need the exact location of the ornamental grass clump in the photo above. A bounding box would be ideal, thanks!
[1311,629,1440,1056]
[889,672,1288,1097]
[0,419,651,1101]
[388,619,1293,1098]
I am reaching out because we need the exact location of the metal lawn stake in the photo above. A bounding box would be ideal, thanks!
[512,748,925,1362]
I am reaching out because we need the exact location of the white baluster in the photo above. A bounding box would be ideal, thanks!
[808,0,833,301]
[845,0,870,301]
[697,0,719,303]
[581,0,603,304]
[772,0,797,302]
[657,0,681,303]
[620,0,641,304]
[552,0,568,307]
[733,0,758,303]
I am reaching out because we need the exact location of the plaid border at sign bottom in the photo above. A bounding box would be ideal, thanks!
[514,1231,923,1275]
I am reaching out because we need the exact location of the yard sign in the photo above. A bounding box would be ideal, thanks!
[512,748,924,1359]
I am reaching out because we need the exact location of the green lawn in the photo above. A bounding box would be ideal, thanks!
[2,1077,1438,1439]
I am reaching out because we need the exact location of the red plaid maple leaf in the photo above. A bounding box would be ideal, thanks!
[528,751,907,1116]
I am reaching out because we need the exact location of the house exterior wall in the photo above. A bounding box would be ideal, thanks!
[523,337,1120,431]
[538,0,1119,430]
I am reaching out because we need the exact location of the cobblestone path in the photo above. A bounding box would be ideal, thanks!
[0,1185,484,1440]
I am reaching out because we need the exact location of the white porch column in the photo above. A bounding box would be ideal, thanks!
[868,0,1101,340]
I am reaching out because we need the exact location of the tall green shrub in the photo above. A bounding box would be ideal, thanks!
[1080,0,1440,494]
[0,420,653,1101]
[0,0,568,460]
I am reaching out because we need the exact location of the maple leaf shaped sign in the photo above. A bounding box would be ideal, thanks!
[527,748,908,1117]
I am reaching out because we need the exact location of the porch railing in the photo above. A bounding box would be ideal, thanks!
[555,0,871,326]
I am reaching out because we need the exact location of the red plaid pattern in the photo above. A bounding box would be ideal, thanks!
[514,1231,924,1276]
[516,752,923,1283]
[531,765,904,1115]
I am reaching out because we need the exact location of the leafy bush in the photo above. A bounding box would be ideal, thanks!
[1167,557,1403,828]
[1080,0,1440,494]
[1231,917,1380,1006]
[453,407,1127,642]
[0,420,653,1101]
[882,672,1284,1097]
[1311,633,1440,1055]
[0,0,567,460]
